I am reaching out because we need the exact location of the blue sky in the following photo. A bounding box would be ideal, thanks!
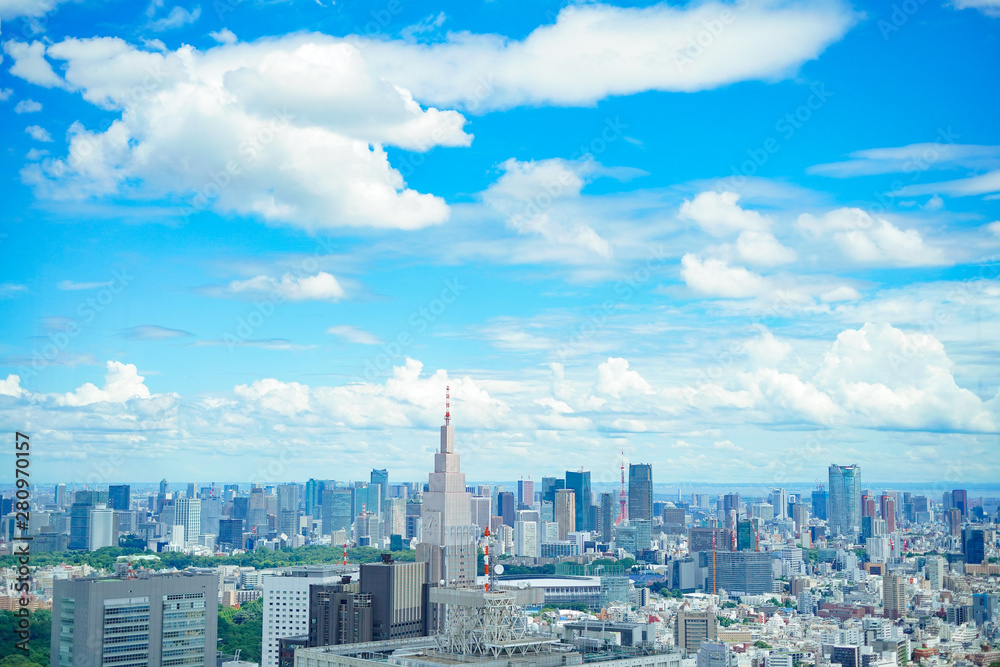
[1,0,999,487]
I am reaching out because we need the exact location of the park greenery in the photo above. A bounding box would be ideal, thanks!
[0,545,414,572]
[0,610,50,666]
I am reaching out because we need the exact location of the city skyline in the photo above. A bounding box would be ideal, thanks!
[2,0,1000,485]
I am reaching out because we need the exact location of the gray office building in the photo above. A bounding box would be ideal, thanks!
[360,557,429,640]
[51,571,218,667]
[702,550,774,595]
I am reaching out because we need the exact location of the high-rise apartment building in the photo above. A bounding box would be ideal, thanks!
[880,495,896,533]
[51,571,218,667]
[883,573,906,620]
[828,464,861,539]
[675,610,717,654]
[555,489,576,540]
[628,464,653,522]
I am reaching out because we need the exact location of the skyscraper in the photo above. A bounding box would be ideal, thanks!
[555,489,576,540]
[371,469,389,510]
[828,464,861,539]
[108,484,130,511]
[600,492,614,543]
[880,494,896,533]
[883,573,906,620]
[565,470,592,532]
[360,557,429,641]
[263,567,343,667]
[811,488,828,520]
[963,526,986,565]
[52,571,218,667]
[770,488,788,520]
[323,488,355,537]
[541,477,565,504]
[277,483,300,540]
[69,490,100,551]
[628,463,653,521]
[175,497,202,546]
[417,388,477,587]
[498,491,516,527]
[952,489,968,518]
[517,478,535,509]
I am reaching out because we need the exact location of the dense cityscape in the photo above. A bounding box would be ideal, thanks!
[1,404,998,667]
[2,0,999,666]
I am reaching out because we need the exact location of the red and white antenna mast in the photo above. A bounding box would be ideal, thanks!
[615,451,628,525]
[445,385,450,425]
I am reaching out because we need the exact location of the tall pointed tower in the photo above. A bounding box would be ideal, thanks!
[417,386,477,588]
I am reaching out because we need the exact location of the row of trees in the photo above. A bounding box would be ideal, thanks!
[0,545,415,572]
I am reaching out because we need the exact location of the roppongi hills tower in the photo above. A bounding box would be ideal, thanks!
[417,387,478,587]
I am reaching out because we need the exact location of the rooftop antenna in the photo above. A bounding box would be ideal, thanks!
[445,385,450,425]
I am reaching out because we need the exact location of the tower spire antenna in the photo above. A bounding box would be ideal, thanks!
[445,385,450,425]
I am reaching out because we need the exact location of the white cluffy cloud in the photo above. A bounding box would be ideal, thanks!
[951,0,1000,17]
[57,361,152,406]
[362,1,859,111]
[679,190,771,236]
[229,272,346,302]
[9,36,472,231]
[680,254,771,298]
[796,207,947,266]
[483,158,616,259]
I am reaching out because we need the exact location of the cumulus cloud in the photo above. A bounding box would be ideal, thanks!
[25,125,53,142]
[209,28,237,44]
[679,191,771,237]
[482,158,615,259]
[734,230,796,266]
[813,323,997,432]
[3,41,66,88]
[228,272,346,302]
[361,1,858,111]
[14,99,42,113]
[16,36,470,230]
[58,361,153,406]
[148,5,200,31]
[680,253,771,298]
[796,207,947,266]
[597,357,653,398]
[0,375,23,398]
